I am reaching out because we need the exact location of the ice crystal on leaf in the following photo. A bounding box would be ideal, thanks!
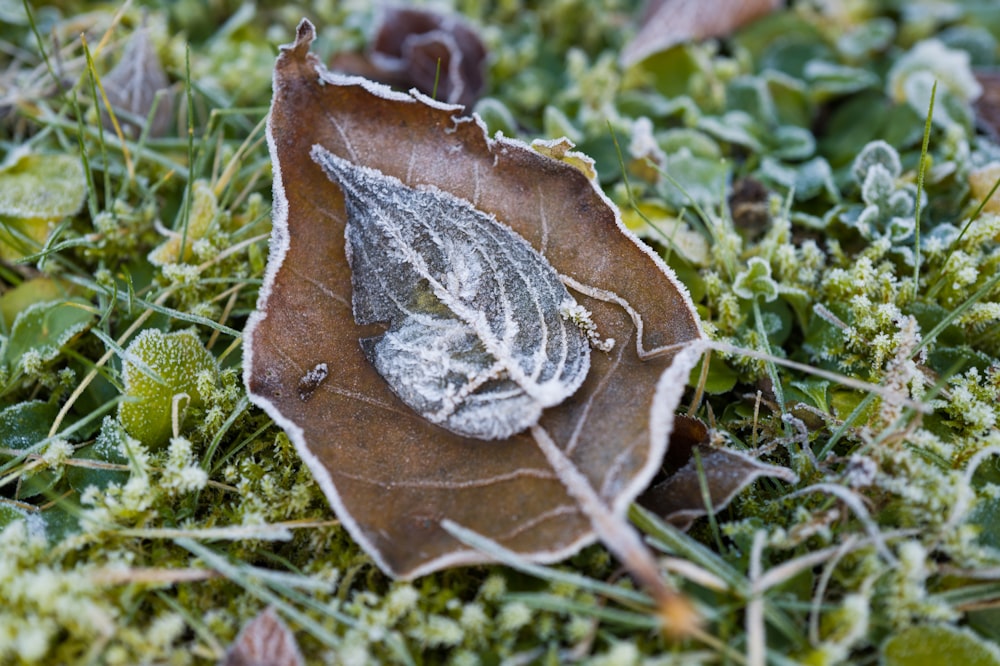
[119,328,218,448]
[160,437,208,493]
[733,257,779,302]
[887,39,982,107]
[843,141,919,246]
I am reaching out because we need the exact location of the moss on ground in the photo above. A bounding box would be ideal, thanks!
[3,0,1000,663]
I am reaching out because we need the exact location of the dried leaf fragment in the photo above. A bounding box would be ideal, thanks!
[332,7,486,108]
[101,27,174,138]
[245,20,703,579]
[222,607,304,666]
[975,71,1000,142]
[728,177,772,239]
[639,416,798,530]
[622,0,783,66]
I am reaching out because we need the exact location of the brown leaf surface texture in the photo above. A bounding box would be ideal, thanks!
[222,606,304,666]
[975,71,1000,141]
[622,0,783,66]
[639,416,798,530]
[331,7,486,108]
[245,20,703,578]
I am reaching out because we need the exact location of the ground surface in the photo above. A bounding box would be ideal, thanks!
[3,1,1000,664]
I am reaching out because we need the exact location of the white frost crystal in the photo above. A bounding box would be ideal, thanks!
[559,300,615,352]
[887,39,981,126]
[312,146,592,440]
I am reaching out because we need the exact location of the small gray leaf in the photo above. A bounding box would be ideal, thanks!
[222,607,303,666]
[102,27,173,138]
[310,146,591,440]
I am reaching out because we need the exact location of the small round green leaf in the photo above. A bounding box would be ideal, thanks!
[119,329,217,448]
[0,153,86,219]
[733,257,779,302]
[882,625,1000,666]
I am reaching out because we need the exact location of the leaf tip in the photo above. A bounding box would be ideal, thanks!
[291,18,316,54]
[656,591,703,641]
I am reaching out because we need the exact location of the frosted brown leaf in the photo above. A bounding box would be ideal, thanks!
[244,20,704,580]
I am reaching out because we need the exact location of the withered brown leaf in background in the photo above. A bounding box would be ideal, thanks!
[331,7,486,109]
[621,0,783,66]
[101,27,174,138]
[974,71,1000,141]
[639,416,798,530]
[245,20,703,579]
[222,607,304,666]
[729,177,772,240]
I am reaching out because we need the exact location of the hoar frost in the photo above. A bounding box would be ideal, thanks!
[311,146,591,440]
[559,300,615,352]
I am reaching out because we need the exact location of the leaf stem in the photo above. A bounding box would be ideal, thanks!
[912,80,936,291]
[693,448,725,554]
[179,44,195,260]
[530,425,700,637]
[752,299,784,412]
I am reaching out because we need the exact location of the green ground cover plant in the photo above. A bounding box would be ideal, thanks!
[2,0,1000,663]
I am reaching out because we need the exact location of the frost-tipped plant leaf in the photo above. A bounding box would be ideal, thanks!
[0,504,78,543]
[245,21,703,579]
[38,506,80,544]
[222,606,304,666]
[4,298,95,370]
[0,277,79,331]
[639,416,797,530]
[969,162,1000,214]
[622,0,782,67]
[65,442,129,494]
[149,180,218,266]
[14,463,62,500]
[0,400,61,501]
[66,416,130,494]
[102,27,173,138]
[0,503,28,530]
[0,400,59,452]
